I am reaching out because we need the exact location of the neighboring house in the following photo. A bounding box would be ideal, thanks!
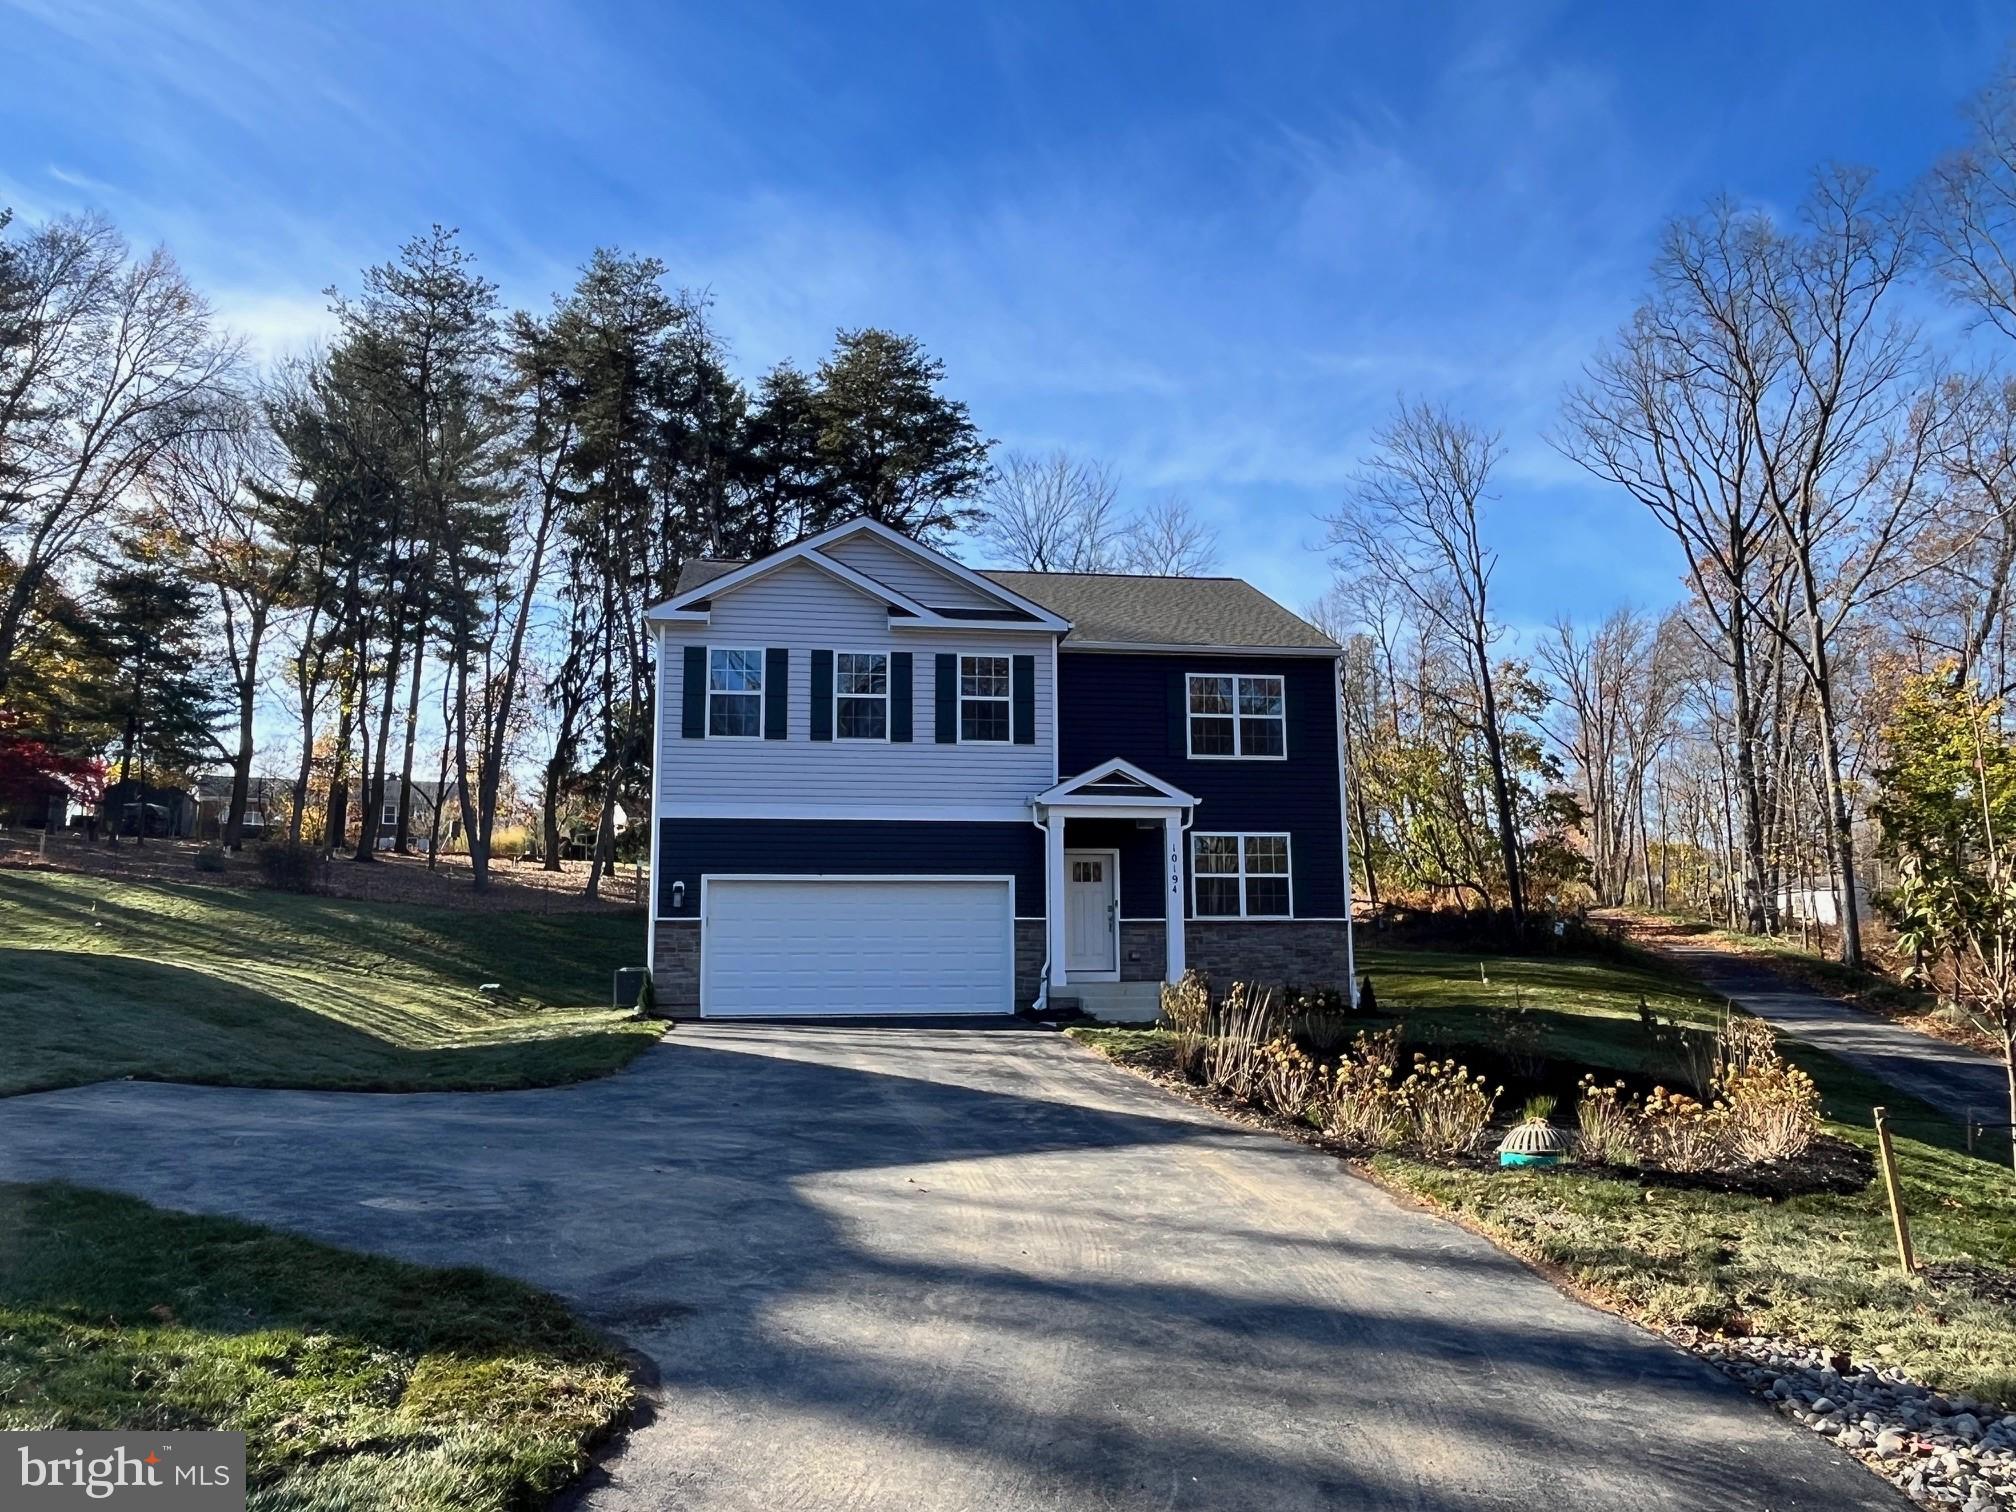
[100,779,197,838]
[352,780,627,856]
[194,774,292,840]
[1777,874,1874,930]
[359,780,469,852]
[645,515,1355,1020]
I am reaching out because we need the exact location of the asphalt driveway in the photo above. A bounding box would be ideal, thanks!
[0,1023,1899,1510]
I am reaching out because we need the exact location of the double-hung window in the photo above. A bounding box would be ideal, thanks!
[960,655,1011,742]
[836,651,889,740]
[1192,832,1292,918]
[707,648,764,738]
[1187,673,1285,758]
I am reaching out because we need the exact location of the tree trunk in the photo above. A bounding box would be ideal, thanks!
[394,627,426,854]
[355,619,406,864]
[1470,622,1526,930]
[1803,618,1865,969]
[223,610,266,852]
[541,766,565,871]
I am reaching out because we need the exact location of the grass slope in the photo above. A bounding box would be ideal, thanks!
[0,1182,631,1511]
[0,870,663,1095]
[1072,942,2016,1402]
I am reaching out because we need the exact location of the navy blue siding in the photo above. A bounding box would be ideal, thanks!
[1057,652,1345,918]
[658,818,1045,917]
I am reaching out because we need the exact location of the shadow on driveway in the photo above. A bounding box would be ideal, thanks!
[0,1022,1900,1511]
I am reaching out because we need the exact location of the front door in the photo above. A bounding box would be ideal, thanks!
[1065,851,1118,977]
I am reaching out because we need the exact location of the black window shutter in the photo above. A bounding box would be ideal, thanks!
[935,654,958,743]
[810,649,834,741]
[1011,654,1036,744]
[890,651,913,742]
[764,648,789,739]
[1168,670,1187,755]
[683,646,707,739]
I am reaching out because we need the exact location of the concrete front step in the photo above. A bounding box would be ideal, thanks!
[1053,980,1163,1025]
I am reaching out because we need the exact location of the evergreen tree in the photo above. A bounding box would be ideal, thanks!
[71,549,224,835]
[807,328,991,541]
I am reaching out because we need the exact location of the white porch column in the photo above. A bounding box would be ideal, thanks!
[1163,811,1186,982]
[1045,810,1068,990]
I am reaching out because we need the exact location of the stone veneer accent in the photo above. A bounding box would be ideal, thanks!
[651,920,701,1014]
[1118,921,1167,983]
[1184,920,1354,993]
[651,917,1049,1017]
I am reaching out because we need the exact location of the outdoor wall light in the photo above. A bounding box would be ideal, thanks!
[671,880,686,910]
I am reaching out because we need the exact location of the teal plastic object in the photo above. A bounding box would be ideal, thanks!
[1499,1150,1563,1168]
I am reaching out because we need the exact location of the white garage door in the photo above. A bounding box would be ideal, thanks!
[701,877,1015,1018]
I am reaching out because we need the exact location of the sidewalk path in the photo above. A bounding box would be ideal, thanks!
[1641,929,2007,1132]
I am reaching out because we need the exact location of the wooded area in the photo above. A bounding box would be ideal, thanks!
[8,68,2016,1068]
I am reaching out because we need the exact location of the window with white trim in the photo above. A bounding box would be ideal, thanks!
[960,654,1011,742]
[381,801,398,827]
[1187,673,1285,758]
[836,651,888,740]
[708,648,764,737]
[1192,832,1291,918]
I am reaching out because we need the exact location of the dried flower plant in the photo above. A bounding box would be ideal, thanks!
[1397,1055,1499,1159]
[1573,1076,1640,1166]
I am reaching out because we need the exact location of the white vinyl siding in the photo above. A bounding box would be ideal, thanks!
[659,559,1055,814]
[701,877,1013,1016]
[821,532,1004,610]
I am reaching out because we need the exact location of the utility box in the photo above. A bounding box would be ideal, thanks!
[613,966,649,1011]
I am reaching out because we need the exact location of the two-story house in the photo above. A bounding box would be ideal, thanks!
[645,516,1356,1019]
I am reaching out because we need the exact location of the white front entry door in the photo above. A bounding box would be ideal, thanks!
[1064,851,1118,977]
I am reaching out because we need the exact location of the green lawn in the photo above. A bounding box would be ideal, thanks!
[0,1182,632,1511]
[0,870,663,1095]
[1071,942,2016,1403]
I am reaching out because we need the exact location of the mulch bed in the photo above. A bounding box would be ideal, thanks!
[1923,1260,2016,1311]
[1081,1036,1871,1198]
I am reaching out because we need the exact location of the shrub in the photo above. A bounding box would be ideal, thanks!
[256,839,326,894]
[1397,1055,1499,1159]
[1323,1036,1405,1149]
[1285,984,1355,1056]
[1637,1086,1730,1173]
[191,844,227,873]
[1712,1020,1821,1163]
[1485,989,1544,1083]
[1160,971,1212,1080]
[1573,1076,1639,1166]
[1203,982,1279,1101]
[1257,1037,1318,1119]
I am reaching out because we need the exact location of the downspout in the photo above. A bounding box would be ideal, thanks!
[1029,804,1051,1013]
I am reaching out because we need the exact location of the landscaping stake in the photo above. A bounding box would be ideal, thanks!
[1872,1107,1917,1276]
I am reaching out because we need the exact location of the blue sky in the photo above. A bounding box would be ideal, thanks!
[4,0,2008,634]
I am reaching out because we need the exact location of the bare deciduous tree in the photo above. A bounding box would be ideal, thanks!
[1326,399,1527,930]
[977,449,1124,571]
[1120,495,1220,576]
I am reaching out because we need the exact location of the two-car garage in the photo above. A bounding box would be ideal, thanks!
[698,877,1016,1018]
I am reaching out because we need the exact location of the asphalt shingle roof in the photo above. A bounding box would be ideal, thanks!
[670,556,1336,651]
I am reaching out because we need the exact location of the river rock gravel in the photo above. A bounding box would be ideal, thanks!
[1674,1329,2014,1510]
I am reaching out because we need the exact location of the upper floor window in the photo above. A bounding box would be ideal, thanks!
[1192,832,1292,918]
[1187,673,1284,758]
[837,651,889,740]
[708,648,764,737]
[381,801,398,827]
[960,655,1011,742]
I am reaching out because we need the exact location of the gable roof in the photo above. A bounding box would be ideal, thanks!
[981,570,1337,652]
[663,518,1335,652]
[651,518,1069,630]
